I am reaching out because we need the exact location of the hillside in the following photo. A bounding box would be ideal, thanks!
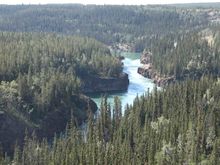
[0,4,211,51]
[1,77,219,164]
[138,27,220,86]
[0,4,219,164]
[0,32,126,155]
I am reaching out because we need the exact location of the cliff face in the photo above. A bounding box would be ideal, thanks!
[137,51,175,86]
[0,94,97,155]
[81,73,129,93]
[38,94,97,139]
[0,111,33,156]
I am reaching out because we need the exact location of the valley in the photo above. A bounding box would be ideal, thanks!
[0,3,220,164]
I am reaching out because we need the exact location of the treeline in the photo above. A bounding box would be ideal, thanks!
[0,5,209,50]
[1,77,219,164]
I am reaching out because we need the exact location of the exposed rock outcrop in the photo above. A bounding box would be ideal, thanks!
[81,73,129,93]
[137,64,153,78]
[140,51,152,64]
[138,51,175,86]
[110,43,134,52]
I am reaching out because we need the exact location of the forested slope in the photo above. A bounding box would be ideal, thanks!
[0,32,124,155]
[138,27,220,85]
[0,4,219,164]
[1,77,219,164]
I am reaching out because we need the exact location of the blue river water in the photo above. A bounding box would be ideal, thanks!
[88,52,156,113]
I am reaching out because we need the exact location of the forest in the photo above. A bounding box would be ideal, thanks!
[0,4,210,51]
[144,29,220,81]
[1,77,220,164]
[0,3,220,165]
[0,32,122,155]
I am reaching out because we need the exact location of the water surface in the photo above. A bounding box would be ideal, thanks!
[88,52,156,112]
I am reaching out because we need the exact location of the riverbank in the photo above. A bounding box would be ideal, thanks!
[81,73,129,93]
[137,51,175,86]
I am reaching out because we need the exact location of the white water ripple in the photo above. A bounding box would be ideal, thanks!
[89,53,156,113]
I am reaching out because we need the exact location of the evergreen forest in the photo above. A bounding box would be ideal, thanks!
[0,3,219,165]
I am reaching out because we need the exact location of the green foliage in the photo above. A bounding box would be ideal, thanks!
[0,4,220,165]
[0,77,218,164]
[0,32,121,81]
[0,32,118,122]
[0,5,210,51]
[0,32,125,155]
[0,32,122,115]
[145,30,220,80]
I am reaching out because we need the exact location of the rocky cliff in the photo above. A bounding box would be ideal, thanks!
[81,73,129,93]
[0,94,97,156]
[38,94,97,139]
[137,51,175,86]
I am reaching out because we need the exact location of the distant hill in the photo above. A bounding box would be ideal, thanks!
[0,4,210,51]
[168,2,220,8]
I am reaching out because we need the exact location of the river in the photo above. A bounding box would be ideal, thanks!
[88,52,156,113]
